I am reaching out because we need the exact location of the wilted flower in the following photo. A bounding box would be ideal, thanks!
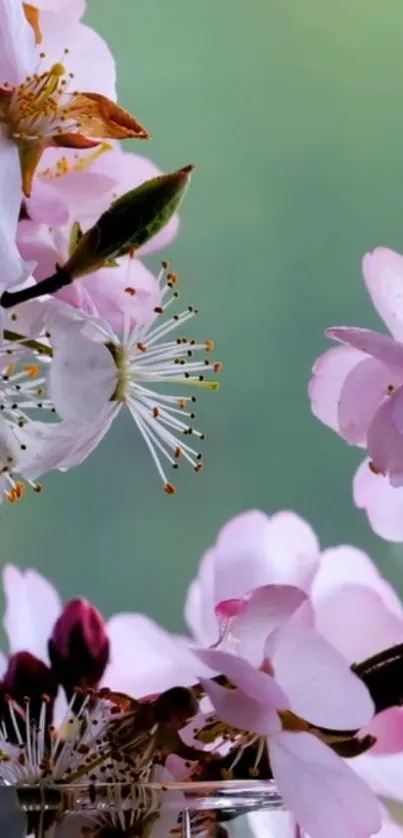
[0,0,148,197]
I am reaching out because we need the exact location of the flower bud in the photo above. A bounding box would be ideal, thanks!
[2,652,58,726]
[48,598,109,700]
[63,164,194,280]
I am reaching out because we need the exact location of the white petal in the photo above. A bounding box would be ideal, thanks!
[3,565,62,662]
[49,325,116,422]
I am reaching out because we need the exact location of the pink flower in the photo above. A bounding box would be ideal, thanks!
[196,624,379,838]
[309,247,403,540]
[184,508,403,810]
[18,144,180,330]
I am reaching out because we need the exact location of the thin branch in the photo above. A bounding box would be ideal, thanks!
[0,267,71,309]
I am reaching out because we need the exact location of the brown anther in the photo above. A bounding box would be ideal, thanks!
[178,399,186,409]
[368,461,383,476]
[128,247,136,258]
[32,483,43,493]
[205,340,215,351]
[164,482,176,495]
[161,260,169,269]
[15,482,24,499]
[154,306,164,314]
[213,362,223,373]
[167,272,177,284]
[125,286,136,296]
[153,407,160,418]
[174,447,182,459]
[194,463,204,473]
[136,342,147,353]
[387,384,396,394]
[24,363,39,378]
[6,489,16,504]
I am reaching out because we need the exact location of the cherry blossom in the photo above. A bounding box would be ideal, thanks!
[309,247,403,540]
[43,267,220,494]
[196,624,379,838]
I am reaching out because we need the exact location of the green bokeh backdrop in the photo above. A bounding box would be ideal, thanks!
[2,0,403,627]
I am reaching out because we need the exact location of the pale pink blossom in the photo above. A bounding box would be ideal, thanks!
[185,509,403,750]
[196,624,379,838]
[41,272,220,493]
[309,247,403,539]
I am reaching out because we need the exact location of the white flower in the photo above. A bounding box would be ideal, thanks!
[46,265,221,493]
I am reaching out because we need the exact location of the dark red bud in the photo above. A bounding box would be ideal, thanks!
[2,651,58,728]
[48,598,110,700]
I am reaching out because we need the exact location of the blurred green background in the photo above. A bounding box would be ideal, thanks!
[3,0,403,626]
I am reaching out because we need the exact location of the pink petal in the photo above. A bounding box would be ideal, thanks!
[363,248,403,341]
[338,357,395,445]
[200,678,281,736]
[40,15,116,99]
[367,391,403,485]
[0,0,35,84]
[17,220,62,282]
[104,614,199,697]
[185,510,318,647]
[354,750,403,803]
[213,510,319,603]
[312,546,402,616]
[328,327,403,372]
[354,459,403,542]
[365,708,403,755]
[309,345,368,433]
[184,568,218,647]
[313,585,403,663]
[269,731,381,838]
[3,566,62,663]
[266,623,375,729]
[196,647,289,709]
[232,584,308,666]
[78,259,159,333]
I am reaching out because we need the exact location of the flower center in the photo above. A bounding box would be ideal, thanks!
[0,54,77,141]
[108,343,132,402]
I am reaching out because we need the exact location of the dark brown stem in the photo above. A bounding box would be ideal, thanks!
[0,267,71,309]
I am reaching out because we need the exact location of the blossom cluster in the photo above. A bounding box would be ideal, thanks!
[1,1,403,838]
[0,0,220,503]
